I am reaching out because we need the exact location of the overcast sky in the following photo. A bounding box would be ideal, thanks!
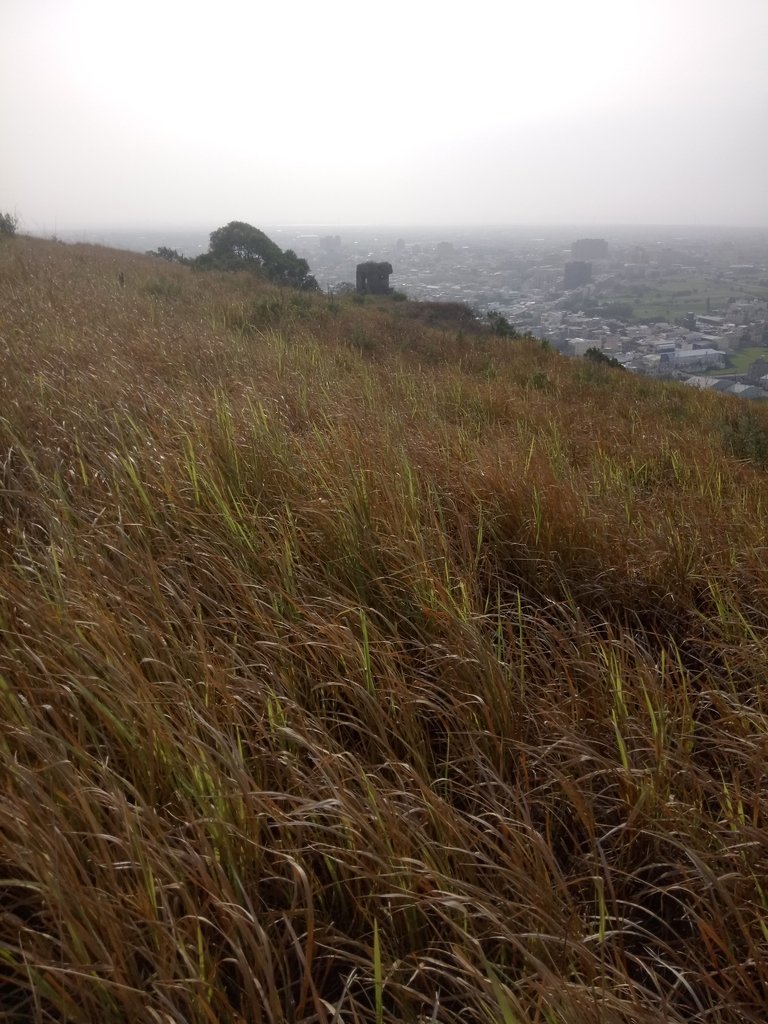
[2,0,767,230]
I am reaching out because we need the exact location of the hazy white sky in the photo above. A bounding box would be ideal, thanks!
[2,0,767,230]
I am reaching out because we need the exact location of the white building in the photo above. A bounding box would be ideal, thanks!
[671,348,726,372]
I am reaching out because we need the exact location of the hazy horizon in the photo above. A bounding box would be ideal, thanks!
[41,222,768,242]
[4,0,767,232]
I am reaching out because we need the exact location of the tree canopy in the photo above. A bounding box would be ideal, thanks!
[195,221,318,290]
[145,246,188,264]
[0,211,18,237]
[209,222,283,266]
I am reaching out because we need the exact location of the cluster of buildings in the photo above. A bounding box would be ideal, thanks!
[257,227,768,400]
[520,284,768,400]
[535,302,768,398]
[531,300,765,362]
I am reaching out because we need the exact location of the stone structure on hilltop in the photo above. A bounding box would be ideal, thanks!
[356,261,393,295]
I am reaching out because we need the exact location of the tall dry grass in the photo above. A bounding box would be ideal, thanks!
[1,236,768,1023]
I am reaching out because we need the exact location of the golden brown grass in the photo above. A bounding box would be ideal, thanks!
[1,235,768,1023]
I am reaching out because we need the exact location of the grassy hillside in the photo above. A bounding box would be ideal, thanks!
[2,236,768,1024]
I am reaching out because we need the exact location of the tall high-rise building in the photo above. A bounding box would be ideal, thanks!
[572,238,608,260]
[564,261,592,289]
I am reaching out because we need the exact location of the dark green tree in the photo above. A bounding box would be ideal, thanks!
[269,249,318,290]
[208,221,283,266]
[584,347,623,369]
[486,310,519,338]
[0,211,18,237]
[146,246,188,264]
[196,221,318,289]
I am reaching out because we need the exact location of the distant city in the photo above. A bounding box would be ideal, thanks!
[50,224,768,399]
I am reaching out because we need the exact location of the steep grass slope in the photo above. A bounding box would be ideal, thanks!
[2,237,768,1023]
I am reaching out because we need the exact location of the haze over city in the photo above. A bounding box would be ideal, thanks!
[2,0,768,231]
